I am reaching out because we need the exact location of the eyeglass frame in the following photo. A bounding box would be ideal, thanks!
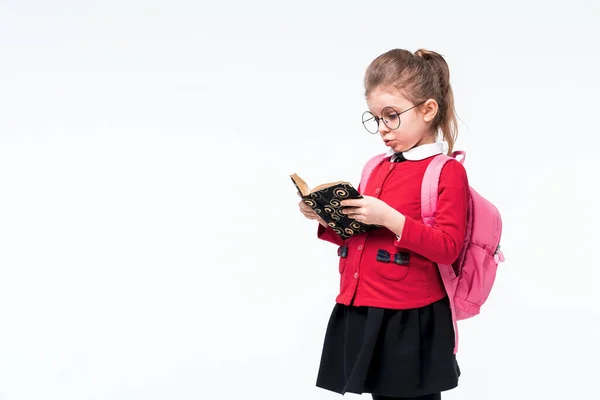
[361,101,427,134]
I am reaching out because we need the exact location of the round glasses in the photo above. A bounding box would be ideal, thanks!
[361,102,426,134]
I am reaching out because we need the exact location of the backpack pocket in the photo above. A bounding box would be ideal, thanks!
[455,243,498,317]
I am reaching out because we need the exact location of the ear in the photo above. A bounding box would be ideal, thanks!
[420,99,439,123]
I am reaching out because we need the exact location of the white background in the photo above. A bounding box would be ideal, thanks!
[1,1,599,399]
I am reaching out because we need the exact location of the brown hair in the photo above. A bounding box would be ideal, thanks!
[364,48,458,153]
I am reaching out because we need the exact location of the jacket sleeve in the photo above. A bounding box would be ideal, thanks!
[317,223,345,246]
[394,160,469,264]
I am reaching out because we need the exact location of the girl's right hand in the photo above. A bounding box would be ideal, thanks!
[298,199,328,227]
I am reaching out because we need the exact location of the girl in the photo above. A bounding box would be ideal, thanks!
[298,48,469,400]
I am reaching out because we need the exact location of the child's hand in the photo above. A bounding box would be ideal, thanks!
[298,199,328,227]
[340,196,395,226]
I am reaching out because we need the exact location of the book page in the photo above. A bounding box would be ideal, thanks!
[310,180,347,193]
[290,173,310,196]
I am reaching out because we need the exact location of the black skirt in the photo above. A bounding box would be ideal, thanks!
[315,297,460,398]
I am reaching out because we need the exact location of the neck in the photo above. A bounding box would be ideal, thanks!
[415,133,436,148]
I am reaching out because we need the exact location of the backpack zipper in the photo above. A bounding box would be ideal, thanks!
[493,244,501,255]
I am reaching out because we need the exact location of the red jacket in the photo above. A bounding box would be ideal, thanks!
[317,148,469,310]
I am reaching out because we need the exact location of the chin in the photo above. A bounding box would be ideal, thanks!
[390,143,410,153]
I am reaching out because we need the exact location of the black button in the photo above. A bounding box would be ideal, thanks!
[394,252,410,265]
[376,249,391,263]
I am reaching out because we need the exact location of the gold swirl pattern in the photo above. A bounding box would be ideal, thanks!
[302,182,378,239]
[333,188,350,198]
[309,192,323,201]
[304,199,316,207]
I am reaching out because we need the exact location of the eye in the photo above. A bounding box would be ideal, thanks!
[384,113,398,122]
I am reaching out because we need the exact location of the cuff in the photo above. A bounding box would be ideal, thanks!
[317,223,344,246]
[393,215,416,247]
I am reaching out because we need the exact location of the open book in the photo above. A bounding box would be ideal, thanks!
[290,173,377,239]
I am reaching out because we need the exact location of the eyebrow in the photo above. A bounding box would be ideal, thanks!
[386,105,404,112]
[368,105,405,115]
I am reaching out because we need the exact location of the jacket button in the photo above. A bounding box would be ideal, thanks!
[357,245,363,251]
[354,272,359,279]
[375,188,380,194]
[389,164,394,170]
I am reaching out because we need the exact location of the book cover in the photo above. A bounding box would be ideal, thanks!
[290,173,378,240]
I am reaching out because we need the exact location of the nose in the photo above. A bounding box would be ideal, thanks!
[377,119,391,136]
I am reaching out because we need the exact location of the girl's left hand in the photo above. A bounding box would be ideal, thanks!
[340,196,395,226]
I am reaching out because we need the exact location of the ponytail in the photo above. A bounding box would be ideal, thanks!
[413,49,458,154]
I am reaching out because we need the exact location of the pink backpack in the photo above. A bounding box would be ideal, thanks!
[359,150,505,353]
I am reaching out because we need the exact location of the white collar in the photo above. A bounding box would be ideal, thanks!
[385,142,445,161]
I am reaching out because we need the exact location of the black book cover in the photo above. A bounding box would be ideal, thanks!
[291,174,377,239]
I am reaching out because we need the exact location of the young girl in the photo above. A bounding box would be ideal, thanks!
[298,48,469,400]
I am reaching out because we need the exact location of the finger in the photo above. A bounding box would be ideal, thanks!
[347,213,359,220]
[344,209,359,218]
[340,198,363,208]
[299,206,313,216]
[348,212,363,222]
[300,208,318,220]
[299,202,312,211]
[341,206,360,215]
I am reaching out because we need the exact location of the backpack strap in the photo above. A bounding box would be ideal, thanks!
[358,153,387,193]
[421,151,467,355]
[450,150,466,165]
[421,152,464,225]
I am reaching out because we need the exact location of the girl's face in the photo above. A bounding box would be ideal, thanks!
[365,87,438,153]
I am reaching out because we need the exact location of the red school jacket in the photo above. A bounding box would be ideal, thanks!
[317,145,469,310]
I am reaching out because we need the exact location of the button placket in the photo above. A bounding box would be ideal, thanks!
[354,242,364,279]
